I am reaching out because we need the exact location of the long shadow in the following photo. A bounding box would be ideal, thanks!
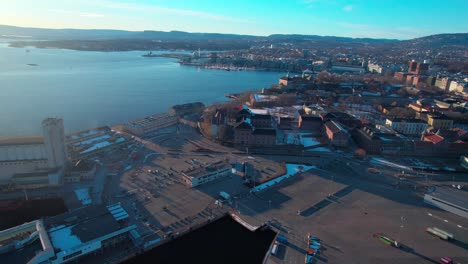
[284,241,308,255]
[451,239,468,250]
[300,199,333,217]
[400,245,439,264]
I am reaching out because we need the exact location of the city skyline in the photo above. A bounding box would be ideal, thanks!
[0,0,467,39]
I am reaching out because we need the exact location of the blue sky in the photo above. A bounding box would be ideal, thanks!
[0,0,467,39]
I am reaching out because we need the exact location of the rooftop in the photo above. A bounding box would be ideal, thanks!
[387,118,426,123]
[252,129,276,136]
[45,204,128,251]
[182,160,230,178]
[0,136,44,146]
[325,120,346,134]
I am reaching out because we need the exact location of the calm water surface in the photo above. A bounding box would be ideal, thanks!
[0,43,282,135]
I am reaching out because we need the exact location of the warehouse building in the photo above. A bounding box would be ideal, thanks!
[0,118,68,190]
[122,112,178,137]
[0,204,136,264]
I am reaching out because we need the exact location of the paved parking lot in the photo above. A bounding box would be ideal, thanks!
[112,124,468,264]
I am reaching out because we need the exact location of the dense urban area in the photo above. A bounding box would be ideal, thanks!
[0,26,467,264]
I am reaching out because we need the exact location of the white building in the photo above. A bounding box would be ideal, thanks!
[385,118,428,136]
[181,160,231,187]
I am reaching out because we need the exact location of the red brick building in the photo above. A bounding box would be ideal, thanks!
[324,120,349,147]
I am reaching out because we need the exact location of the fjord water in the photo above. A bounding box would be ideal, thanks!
[0,44,282,136]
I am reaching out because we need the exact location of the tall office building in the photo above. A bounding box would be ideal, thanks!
[42,118,68,169]
[408,60,429,75]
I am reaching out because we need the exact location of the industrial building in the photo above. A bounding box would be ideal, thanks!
[0,204,136,264]
[122,112,178,137]
[424,187,468,219]
[66,127,128,160]
[0,118,68,190]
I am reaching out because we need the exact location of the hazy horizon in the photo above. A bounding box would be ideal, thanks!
[1,0,467,40]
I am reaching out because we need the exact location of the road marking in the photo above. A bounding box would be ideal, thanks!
[427,213,432,216]
[457,225,463,228]
[444,219,448,223]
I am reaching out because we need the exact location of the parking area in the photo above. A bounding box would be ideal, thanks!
[229,167,468,264]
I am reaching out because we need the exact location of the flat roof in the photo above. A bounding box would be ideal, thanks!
[426,187,468,210]
[183,160,230,178]
[0,136,44,146]
[45,205,125,251]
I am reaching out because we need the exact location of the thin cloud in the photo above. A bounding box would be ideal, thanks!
[336,22,434,39]
[80,13,105,18]
[49,9,105,18]
[343,5,353,12]
[95,1,250,23]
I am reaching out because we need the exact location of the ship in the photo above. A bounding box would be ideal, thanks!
[142,51,158,57]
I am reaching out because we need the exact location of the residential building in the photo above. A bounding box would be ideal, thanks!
[323,120,349,147]
[435,76,452,91]
[394,72,411,81]
[233,120,253,145]
[427,114,453,130]
[385,118,428,136]
[299,115,323,133]
[321,112,361,129]
[250,129,276,146]
[250,114,273,129]
[408,61,429,75]
[352,124,412,154]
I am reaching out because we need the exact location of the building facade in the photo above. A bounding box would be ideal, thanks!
[427,114,453,130]
[324,121,349,147]
[385,118,428,136]
[181,161,231,187]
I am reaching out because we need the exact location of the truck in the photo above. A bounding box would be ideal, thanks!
[426,227,449,240]
[219,191,231,201]
[432,228,454,240]
[373,233,401,248]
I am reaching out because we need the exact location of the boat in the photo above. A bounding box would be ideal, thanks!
[142,51,158,58]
